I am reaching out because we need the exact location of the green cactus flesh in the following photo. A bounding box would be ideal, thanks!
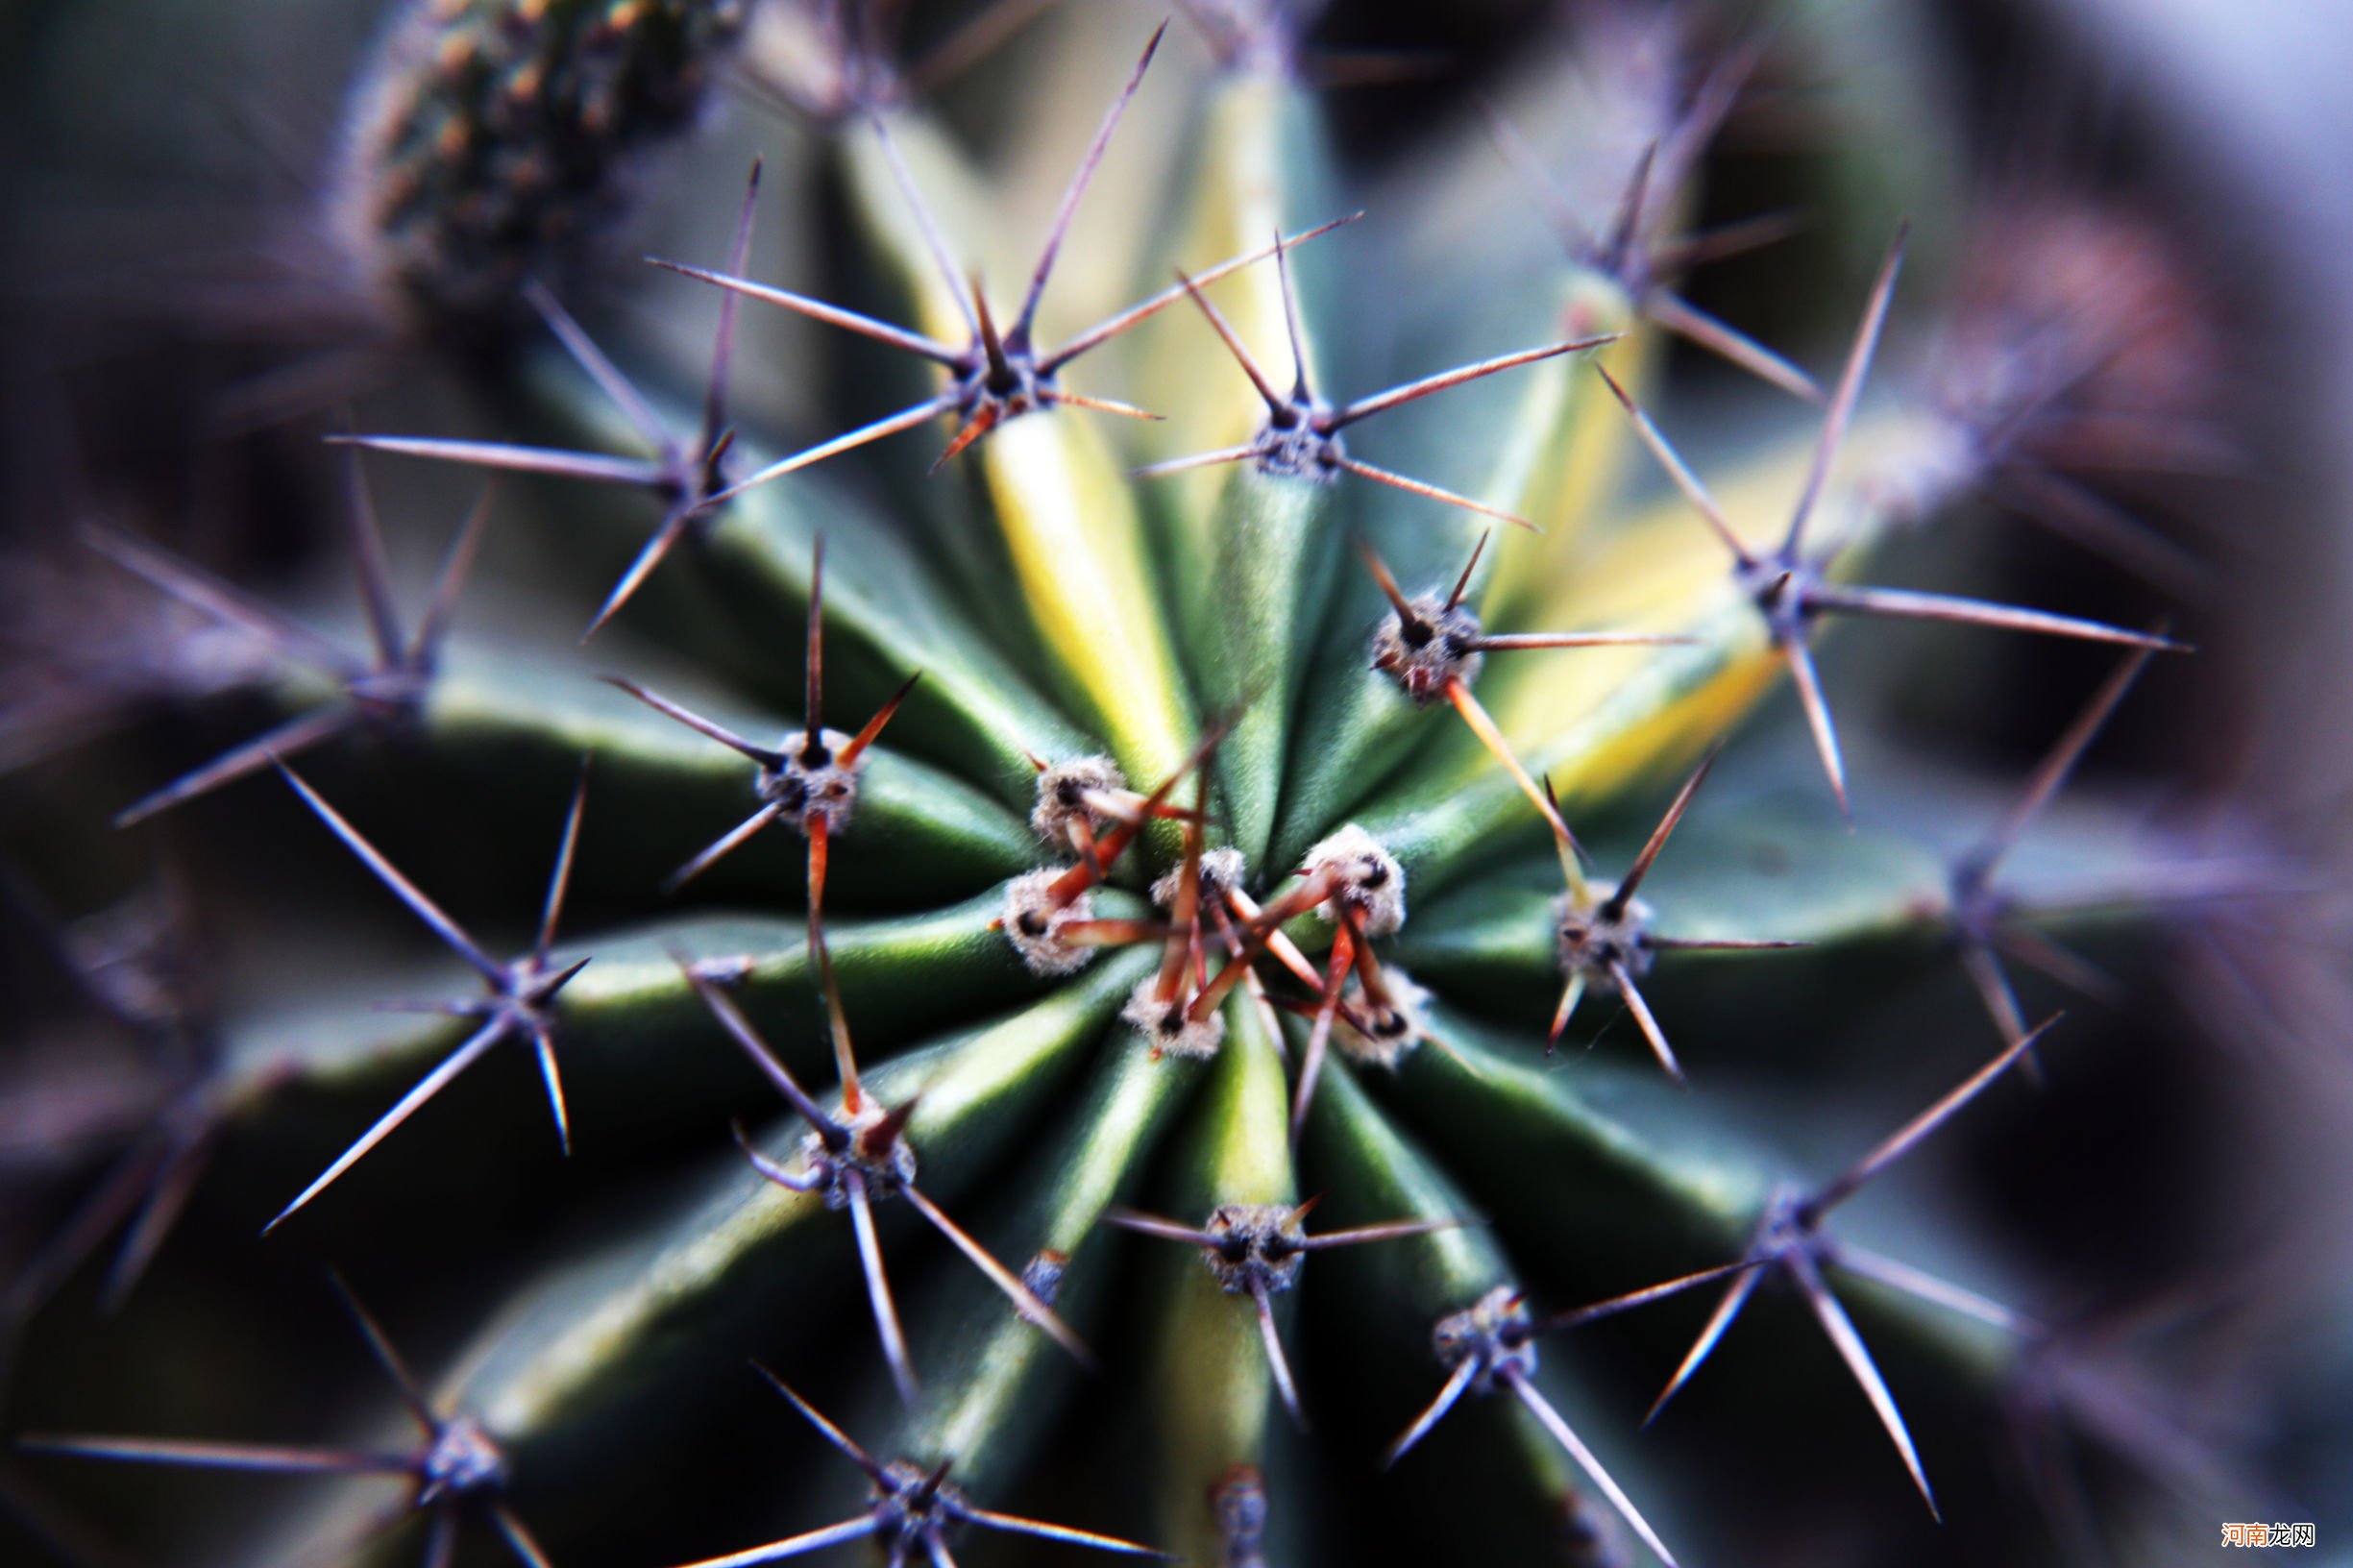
[4,4,2263,1566]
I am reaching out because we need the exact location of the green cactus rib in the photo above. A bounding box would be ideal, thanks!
[1389,762,2206,1003]
[1299,1059,1588,1556]
[836,111,1201,791]
[1384,799,1946,1009]
[1320,1032,2016,1564]
[451,949,1155,1452]
[425,649,1034,897]
[1263,420,1777,875]
[492,344,1097,800]
[1477,279,1651,597]
[213,891,1067,1163]
[1140,69,1344,869]
[1148,997,1292,1563]
[1359,1014,2019,1392]
[1368,1016,1779,1262]
[1178,474,1336,867]
[895,1037,1204,1498]
[1132,73,1341,534]
[889,1036,1204,1450]
[569,1011,1208,1568]
[1289,599,1766,892]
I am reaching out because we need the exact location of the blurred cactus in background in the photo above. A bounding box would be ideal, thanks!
[2,2,2347,1566]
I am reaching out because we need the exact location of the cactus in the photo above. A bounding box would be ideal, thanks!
[1,3,2306,1566]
